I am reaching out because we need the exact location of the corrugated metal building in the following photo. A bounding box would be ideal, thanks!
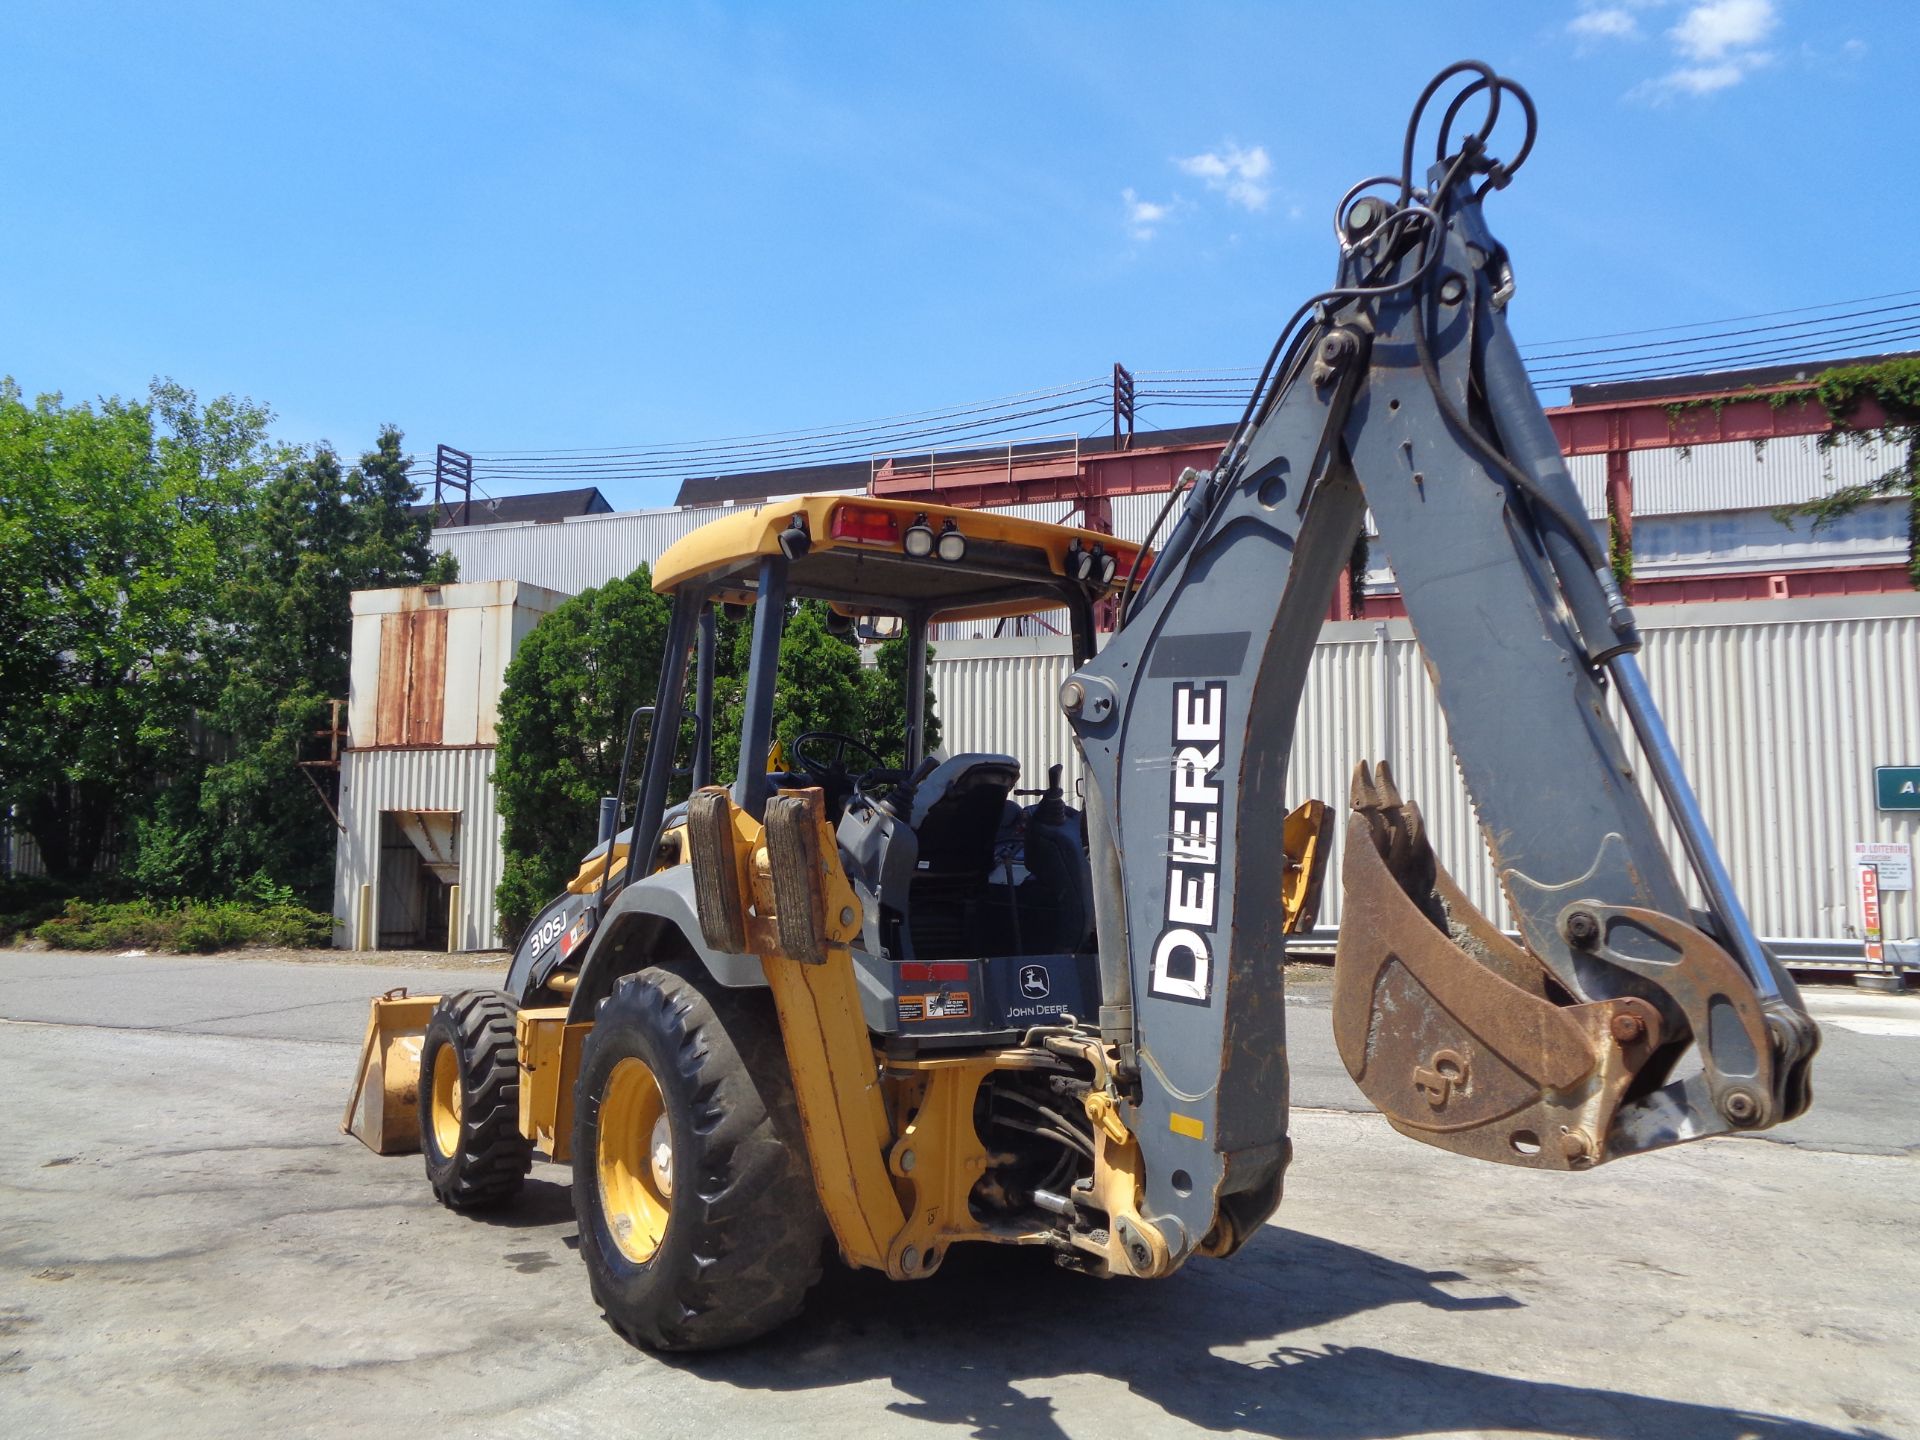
[384,414,1917,967]
[929,594,1920,967]
[331,580,568,951]
[431,437,1909,623]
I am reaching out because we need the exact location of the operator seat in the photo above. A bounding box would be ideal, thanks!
[862,753,1018,960]
[905,753,1020,874]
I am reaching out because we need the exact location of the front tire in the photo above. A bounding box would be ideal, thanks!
[419,990,533,1210]
[572,967,827,1351]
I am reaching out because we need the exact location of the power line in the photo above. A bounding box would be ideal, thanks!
[424,291,1919,498]
[1529,316,1920,381]
[1521,288,1920,347]
[465,398,1113,482]
[1521,300,1920,364]
[465,378,1106,463]
[1539,328,1920,389]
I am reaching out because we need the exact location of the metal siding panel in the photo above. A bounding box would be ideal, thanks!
[475,601,504,746]
[374,615,404,747]
[347,612,381,743]
[1633,435,1904,516]
[929,644,1079,792]
[927,596,1920,949]
[1113,492,1165,546]
[434,506,725,594]
[408,610,448,745]
[441,608,483,746]
[1567,453,1608,518]
[1634,501,1907,576]
[334,747,506,952]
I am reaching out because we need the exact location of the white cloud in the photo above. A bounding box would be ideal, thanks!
[1663,61,1749,93]
[1620,0,1778,101]
[1122,187,1170,240]
[1670,0,1777,60]
[1569,6,1639,41]
[1175,144,1272,211]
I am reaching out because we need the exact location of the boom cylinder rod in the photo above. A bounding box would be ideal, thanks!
[1606,652,1782,1004]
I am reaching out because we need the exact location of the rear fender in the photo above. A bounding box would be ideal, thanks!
[565,865,764,1022]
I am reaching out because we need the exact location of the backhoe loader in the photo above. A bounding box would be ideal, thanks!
[345,63,1816,1351]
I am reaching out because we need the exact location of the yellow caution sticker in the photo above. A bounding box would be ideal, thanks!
[898,992,972,1023]
[1168,1111,1206,1140]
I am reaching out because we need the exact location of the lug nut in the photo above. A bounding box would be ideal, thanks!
[1609,1013,1646,1044]
[1438,274,1467,306]
[1061,680,1085,716]
[1558,1129,1591,1164]
[1565,910,1601,948]
[1721,1091,1760,1126]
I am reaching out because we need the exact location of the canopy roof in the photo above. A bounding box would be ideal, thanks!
[652,495,1147,622]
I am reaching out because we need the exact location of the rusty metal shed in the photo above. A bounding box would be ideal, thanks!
[332,580,568,951]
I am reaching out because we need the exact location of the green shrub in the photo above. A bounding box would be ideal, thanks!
[31,895,335,953]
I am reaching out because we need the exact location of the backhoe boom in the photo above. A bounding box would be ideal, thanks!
[1068,61,1817,1267]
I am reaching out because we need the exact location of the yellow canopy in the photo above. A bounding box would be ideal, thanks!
[651,494,1147,622]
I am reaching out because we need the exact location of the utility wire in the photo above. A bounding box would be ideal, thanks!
[1521,288,1920,346]
[465,400,1113,482]
[421,290,1920,497]
[1523,301,1920,367]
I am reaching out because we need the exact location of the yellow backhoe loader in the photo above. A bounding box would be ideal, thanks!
[345,63,1816,1351]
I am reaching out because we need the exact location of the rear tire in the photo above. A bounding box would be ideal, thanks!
[572,967,827,1351]
[419,990,533,1210]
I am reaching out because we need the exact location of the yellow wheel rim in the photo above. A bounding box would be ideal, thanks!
[598,1056,673,1264]
[430,1042,463,1157]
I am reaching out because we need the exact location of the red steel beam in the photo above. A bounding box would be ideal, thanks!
[1546,385,1881,456]
[872,384,1878,512]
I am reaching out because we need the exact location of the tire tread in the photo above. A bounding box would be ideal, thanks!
[421,989,533,1210]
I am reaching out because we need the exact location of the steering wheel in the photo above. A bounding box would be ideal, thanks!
[791,730,889,778]
[790,730,907,804]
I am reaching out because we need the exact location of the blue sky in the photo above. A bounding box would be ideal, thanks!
[3,1,1910,509]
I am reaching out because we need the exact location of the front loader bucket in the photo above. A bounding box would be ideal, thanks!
[342,988,440,1154]
[1331,763,1663,1170]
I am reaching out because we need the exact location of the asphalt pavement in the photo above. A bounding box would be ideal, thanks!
[1,948,1914,1439]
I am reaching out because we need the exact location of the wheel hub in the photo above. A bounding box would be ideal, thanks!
[430,1043,463,1157]
[597,1056,672,1263]
[649,1113,674,1197]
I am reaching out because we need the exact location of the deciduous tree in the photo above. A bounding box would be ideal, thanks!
[0,380,273,878]
[493,566,675,940]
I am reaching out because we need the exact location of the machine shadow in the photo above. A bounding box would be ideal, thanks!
[469,1175,577,1230]
[670,1227,1880,1440]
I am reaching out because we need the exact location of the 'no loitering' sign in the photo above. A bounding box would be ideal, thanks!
[1853,841,1913,892]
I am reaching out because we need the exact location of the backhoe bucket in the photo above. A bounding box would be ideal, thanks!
[1331,763,1663,1170]
[342,989,440,1154]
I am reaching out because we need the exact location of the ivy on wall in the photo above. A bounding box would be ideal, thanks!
[1657,357,1920,590]
[1784,359,1920,589]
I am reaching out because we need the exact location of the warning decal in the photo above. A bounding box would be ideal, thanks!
[899,992,972,1022]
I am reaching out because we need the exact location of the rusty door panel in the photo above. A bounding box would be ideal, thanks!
[374,609,448,747]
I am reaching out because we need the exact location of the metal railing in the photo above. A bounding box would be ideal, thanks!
[871,433,1081,492]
